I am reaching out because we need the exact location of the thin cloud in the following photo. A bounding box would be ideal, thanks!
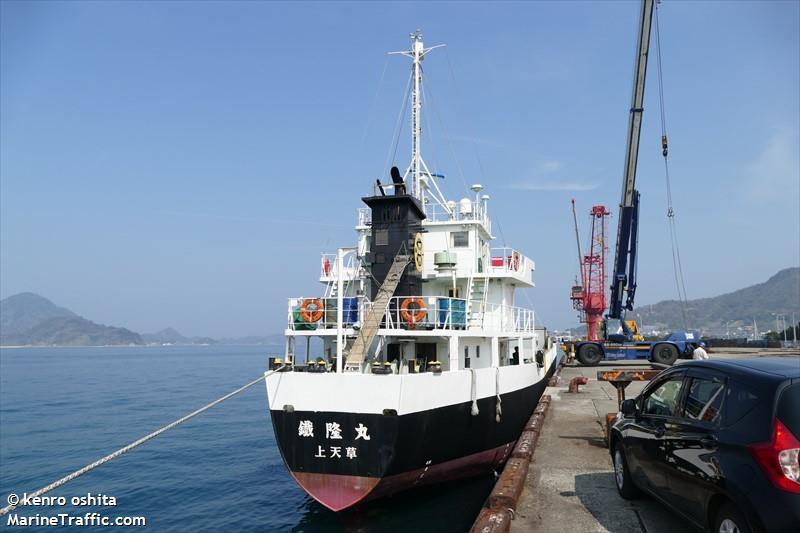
[444,134,515,151]
[507,181,599,192]
[505,158,597,191]
[741,129,799,205]
[538,160,562,174]
[158,209,354,228]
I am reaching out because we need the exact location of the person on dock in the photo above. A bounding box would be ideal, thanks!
[693,345,709,360]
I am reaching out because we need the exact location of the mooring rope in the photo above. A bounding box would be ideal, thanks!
[469,368,479,416]
[0,368,283,516]
[495,367,502,423]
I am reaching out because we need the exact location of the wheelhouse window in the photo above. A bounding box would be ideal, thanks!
[642,375,685,417]
[452,231,469,248]
[684,377,725,424]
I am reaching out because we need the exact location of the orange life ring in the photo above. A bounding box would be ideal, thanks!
[300,298,324,323]
[400,297,427,326]
[511,251,521,271]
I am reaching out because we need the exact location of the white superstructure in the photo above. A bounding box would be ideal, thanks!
[279,31,548,379]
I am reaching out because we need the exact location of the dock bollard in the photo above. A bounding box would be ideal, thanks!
[568,376,588,393]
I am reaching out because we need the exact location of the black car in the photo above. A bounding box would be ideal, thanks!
[609,357,800,533]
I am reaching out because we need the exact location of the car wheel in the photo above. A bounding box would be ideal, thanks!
[577,344,602,366]
[612,442,641,499]
[714,502,752,533]
[651,344,678,365]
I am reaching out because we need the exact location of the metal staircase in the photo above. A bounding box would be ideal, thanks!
[325,253,356,299]
[344,254,411,371]
[468,275,488,326]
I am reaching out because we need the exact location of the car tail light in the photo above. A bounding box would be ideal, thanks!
[749,418,800,494]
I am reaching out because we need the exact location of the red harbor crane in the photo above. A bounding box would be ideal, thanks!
[570,199,610,341]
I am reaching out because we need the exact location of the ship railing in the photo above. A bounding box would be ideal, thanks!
[382,296,535,333]
[423,202,491,232]
[358,196,491,231]
[357,208,371,227]
[469,300,536,333]
[489,247,533,280]
[319,252,359,282]
[287,296,369,331]
[287,294,535,333]
[382,296,468,331]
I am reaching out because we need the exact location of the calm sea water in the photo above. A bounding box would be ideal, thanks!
[0,346,494,532]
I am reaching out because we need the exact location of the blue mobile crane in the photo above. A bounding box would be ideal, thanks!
[574,0,700,366]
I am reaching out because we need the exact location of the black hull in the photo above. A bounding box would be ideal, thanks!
[269,360,556,510]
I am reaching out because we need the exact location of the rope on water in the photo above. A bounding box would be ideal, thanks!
[0,368,283,516]
[469,368,479,416]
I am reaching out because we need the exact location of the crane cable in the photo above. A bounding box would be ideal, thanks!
[654,3,690,330]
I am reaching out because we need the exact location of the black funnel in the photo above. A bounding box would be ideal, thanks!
[390,166,406,195]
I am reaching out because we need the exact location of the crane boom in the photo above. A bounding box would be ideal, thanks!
[571,199,584,284]
[609,0,654,326]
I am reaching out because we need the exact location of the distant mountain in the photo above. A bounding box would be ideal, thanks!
[141,329,282,346]
[631,267,800,334]
[0,293,283,348]
[142,327,186,344]
[1,292,76,337]
[217,334,284,346]
[6,316,143,346]
[142,327,217,345]
[0,293,142,346]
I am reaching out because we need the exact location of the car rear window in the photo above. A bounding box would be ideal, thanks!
[724,379,761,426]
[777,384,800,438]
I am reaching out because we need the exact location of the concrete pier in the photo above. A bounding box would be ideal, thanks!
[508,349,799,532]
[510,361,689,532]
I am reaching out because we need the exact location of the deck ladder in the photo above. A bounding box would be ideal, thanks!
[344,254,411,371]
[468,275,488,326]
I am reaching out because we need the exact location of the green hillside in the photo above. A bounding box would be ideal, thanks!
[0,293,143,346]
[6,316,143,346]
[632,267,800,333]
[0,292,76,337]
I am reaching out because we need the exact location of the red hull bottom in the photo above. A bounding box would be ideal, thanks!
[292,441,515,511]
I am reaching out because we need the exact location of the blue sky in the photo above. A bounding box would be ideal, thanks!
[2,1,798,337]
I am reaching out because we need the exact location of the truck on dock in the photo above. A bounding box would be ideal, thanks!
[574,329,703,366]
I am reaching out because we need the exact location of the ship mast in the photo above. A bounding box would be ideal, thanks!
[411,32,423,200]
[390,31,448,212]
